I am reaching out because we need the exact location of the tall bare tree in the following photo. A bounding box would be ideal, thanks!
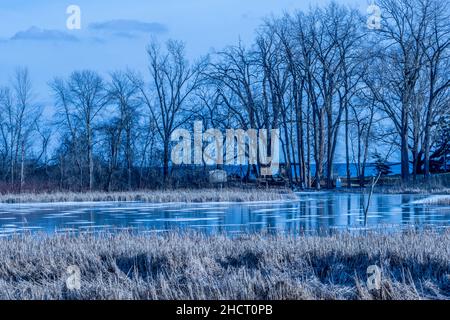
[108,70,141,190]
[0,68,41,191]
[51,70,108,191]
[138,39,206,185]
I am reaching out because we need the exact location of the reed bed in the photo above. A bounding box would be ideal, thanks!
[0,229,448,300]
[374,186,450,195]
[0,188,298,204]
[373,174,450,195]
[413,195,450,206]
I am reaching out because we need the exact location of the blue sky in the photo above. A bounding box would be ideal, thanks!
[0,0,366,99]
[0,0,372,163]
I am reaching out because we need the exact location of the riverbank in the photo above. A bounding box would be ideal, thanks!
[1,185,449,204]
[0,188,298,204]
[0,230,448,300]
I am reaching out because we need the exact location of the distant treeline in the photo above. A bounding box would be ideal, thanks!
[0,0,449,193]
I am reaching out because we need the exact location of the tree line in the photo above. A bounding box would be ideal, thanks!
[0,0,449,192]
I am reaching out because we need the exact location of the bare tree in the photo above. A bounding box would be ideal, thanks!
[138,39,206,185]
[51,70,108,191]
[371,0,435,182]
[0,68,41,192]
[108,70,141,190]
[207,42,265,179]
[421,1,450,179]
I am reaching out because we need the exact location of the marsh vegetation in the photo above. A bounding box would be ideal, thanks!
[0,230,448,300]
[0,188,297,204]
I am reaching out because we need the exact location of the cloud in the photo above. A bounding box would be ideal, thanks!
[88,19,168,37]
[10,26,78,42]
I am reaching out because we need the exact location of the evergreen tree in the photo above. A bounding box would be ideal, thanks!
[433,115,450,172]
[373,152,392,177]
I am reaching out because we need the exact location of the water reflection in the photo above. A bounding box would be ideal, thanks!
[0,193,448,235]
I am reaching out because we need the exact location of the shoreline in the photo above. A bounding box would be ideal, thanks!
[0,229,448,300]
[0,186,449,204]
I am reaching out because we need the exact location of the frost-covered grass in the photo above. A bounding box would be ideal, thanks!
[374,174,450,195]
[374,185,450,195]
[413,195,450,206]
[0,188,298,204]
[0,230,448,300]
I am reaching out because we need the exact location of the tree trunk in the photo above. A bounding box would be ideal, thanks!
[400,105,410,183]
[126,128,132,190]
[163,140,169,186]
[295,82,305,188]
[88,126,94,191]
[19,140,25,193]
[345,96,351,188]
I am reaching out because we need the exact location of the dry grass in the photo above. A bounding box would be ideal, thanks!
[375,186,450,195]
[0,188,298,204]
[413,196,450,206]
[0,230,448,300]
[374,174,450,195]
